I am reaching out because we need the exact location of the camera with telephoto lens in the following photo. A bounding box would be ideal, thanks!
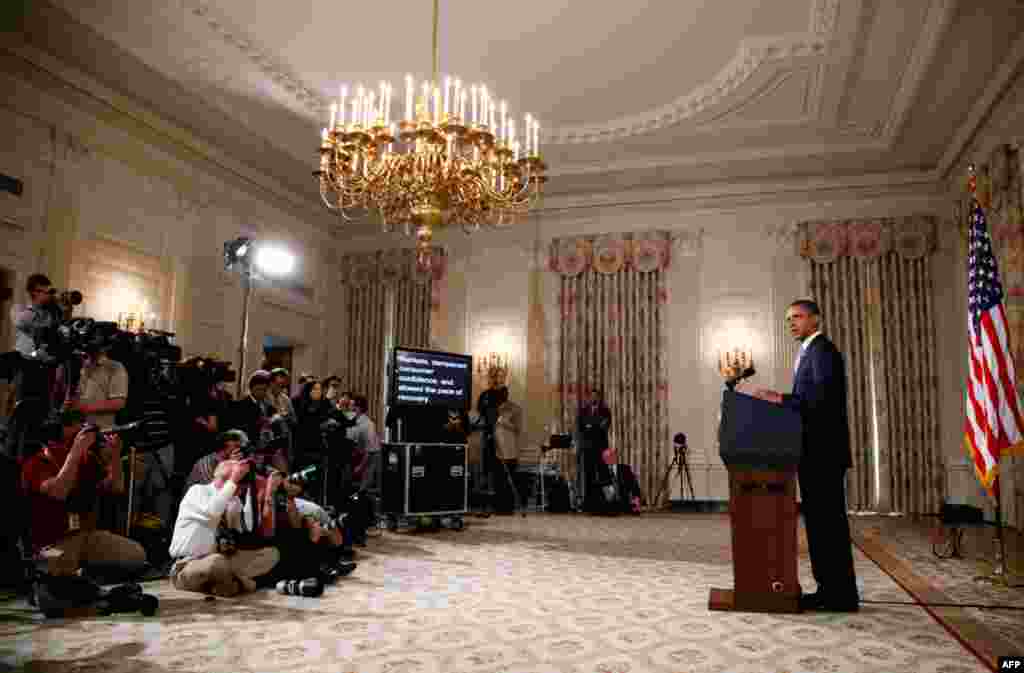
[215,525,240,556]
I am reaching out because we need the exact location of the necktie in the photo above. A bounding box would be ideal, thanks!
[793,343,807,375]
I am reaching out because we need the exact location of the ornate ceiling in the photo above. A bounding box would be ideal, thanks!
[15,0,1024,207]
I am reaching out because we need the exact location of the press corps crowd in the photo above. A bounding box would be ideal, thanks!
[18,356,380,601]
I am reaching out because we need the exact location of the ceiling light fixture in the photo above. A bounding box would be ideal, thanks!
[314,0,547,268]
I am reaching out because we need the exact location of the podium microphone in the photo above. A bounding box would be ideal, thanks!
[725,367,756,390]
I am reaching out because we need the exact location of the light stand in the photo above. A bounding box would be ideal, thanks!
[224,236,296,398]
[235,264,254,399]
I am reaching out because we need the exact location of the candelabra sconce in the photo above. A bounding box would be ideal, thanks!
[718,347,753,379]
[476,351,511,387]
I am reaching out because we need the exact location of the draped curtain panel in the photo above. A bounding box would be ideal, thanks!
[549,232,671,505]
[802,216,942,515]
[807,257,874,510]
[344,281,388,426]
[341,248,442,425]
[394,275,433,349]
[961,143,1024,529]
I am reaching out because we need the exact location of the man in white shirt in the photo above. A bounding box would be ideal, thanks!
[169,459,279,597]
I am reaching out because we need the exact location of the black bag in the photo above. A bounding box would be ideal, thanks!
[546,476,571,513]
[33,574,104,618]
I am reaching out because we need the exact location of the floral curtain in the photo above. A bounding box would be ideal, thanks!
[549,232,671,505]
[958,143,1024,529]
[341,248,443,424]
[802,216,942,515]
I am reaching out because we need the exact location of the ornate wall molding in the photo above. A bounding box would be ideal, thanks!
[763,220,803,247]
[671,228,704,257]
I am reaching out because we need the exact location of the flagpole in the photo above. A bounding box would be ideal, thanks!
[967,164,1021,587]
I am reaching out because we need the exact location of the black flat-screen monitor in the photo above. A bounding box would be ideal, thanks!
[390,347,472,410]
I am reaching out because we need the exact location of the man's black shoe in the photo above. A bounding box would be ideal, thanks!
[799,591,827,611]
[800,591,859,612]
[334,561,357,577]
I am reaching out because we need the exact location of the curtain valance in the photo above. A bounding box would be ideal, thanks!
[798,216,937,264]
[547,232,673,276]
[340,247,448,287]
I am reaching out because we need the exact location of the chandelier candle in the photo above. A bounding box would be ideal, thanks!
[315,1,546,269]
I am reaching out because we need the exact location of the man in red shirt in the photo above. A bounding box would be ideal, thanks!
[21,414,146,577]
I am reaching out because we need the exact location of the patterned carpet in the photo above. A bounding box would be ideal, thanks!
[849,514,1024,655]
[0,513,999,673]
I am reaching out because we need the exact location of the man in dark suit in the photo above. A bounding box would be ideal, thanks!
[736,299,859,612]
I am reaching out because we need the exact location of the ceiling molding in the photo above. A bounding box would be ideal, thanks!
[543,0,841,145]
[881,0,957,140]
[179,0,327,117]
[545,33,831,146]
[938,27,1024,179]
[174,0,840,148]
[547,137,889,179]
[536,170,942,213]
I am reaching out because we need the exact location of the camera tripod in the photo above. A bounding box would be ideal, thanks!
[653,437,694,507]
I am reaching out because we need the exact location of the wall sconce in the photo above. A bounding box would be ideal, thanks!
[718,346,753,379]
[476,351,511,386]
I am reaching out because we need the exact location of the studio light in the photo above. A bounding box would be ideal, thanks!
[223,236,299,397]
[254,246,296,277]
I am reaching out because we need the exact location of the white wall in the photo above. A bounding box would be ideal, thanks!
[377,190,955,502]
[0,44,344,391]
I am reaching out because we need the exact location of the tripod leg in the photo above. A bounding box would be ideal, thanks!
[655,455,679,509]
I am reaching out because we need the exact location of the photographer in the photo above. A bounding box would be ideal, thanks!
[292,380,331,473]
[268,368,296,461]
[11,274,62,406]
[348,396,380,545]
[66,337,128,433]
[187,429,355,570]
[169,458,279,597]
[185,430,247,491]
[227,370,287,473]
[21,411,147,578]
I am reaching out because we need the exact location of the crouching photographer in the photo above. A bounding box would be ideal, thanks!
[20,412,159,618]
[21,411,147,579]
[169,458,279,597]
[255,440,358,594]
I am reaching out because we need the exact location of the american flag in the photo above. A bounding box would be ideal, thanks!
[965,200,1024,497]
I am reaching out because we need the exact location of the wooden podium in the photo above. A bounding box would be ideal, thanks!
[709,390,803,614]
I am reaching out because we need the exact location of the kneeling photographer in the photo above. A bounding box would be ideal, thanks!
[169,457,279,597]
[21,411,147,579]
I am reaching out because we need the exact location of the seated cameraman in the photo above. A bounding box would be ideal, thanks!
[169,458,279,596]
[21,411,147,578]
[187,431,355,570]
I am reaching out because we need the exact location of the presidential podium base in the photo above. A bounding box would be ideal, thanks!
[708,468,803,615]
[708,587,802,614]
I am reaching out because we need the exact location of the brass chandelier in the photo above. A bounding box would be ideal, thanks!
[315,0,547,267]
